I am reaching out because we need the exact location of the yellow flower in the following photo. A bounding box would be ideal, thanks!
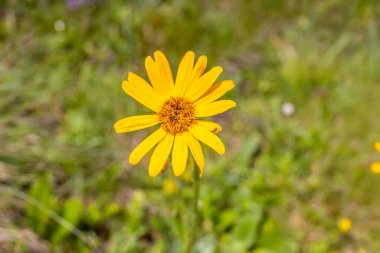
[370,162,380,174]
[371,142,380,174]
[162,178,179,196]
[114,51,236,177]
[374,142,380,153]
[338,217,352,233]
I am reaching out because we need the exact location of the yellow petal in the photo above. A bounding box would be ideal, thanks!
[114,115,158,133]
[186,132,205,174]
[189,55,207,85]
[197,120,222,134]
[186,66,223,101]
[195,80,235,106]
[129,128,167,165]
[374,142,380,153]
[196,100,236,118]
[145,56,167,96]
[123,74,164,112]
[189,125,225,155]
[185,55,207,97]
[172,134,188,176]
[371,162,380,174]
[174,51,195,96]
[154,51,175,94]
[149,134,174,177]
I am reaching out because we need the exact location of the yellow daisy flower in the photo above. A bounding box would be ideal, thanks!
[338,217,352,233]
[371,142,380,174]
[162,178,179,196]
[374,142,380,153]
[114,51,236,177]
[371,162,380,174]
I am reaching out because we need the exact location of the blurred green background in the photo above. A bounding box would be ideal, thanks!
[1,0,380,252]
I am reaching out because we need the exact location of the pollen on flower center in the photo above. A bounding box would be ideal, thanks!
[157,97,197,135]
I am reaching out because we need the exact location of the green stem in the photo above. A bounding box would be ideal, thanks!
[184,166,200,253]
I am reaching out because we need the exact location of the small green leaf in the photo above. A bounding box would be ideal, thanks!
[26,172,56,235]
[52,197,83,243]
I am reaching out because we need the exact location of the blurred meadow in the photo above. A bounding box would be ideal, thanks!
[1,0,380,252]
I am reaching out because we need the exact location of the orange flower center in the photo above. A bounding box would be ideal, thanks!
[157,97,197,135]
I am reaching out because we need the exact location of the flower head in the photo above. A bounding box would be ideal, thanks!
[371,142,380,174]
[162,178,179,196]
[281,102,295,116]
[338,217,352,233]
[374,142,380,153]
[371,162,380,174]
[114,51,236,177]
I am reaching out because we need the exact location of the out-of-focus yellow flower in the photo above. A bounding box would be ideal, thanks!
[371,162,380,174]
[338,217,352,233]
[114,51,235,177]
[162,178,179,196]
[371,142,380,174]
[374,142,380,153]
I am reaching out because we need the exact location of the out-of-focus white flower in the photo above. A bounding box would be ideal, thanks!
[54,20,65,32]
[281,102,295,116]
